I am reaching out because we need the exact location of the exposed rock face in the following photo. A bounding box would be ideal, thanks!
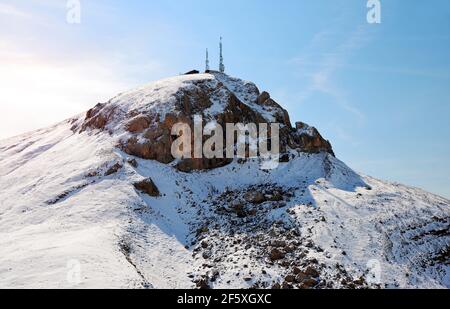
[133,178,160,197]
[269,248,285,261]
[105,163,122,176]
[78,72,334,172]
[80,103,111,132]
[126,116,151,133]
[289,122,334,156]
[257,91,271,104]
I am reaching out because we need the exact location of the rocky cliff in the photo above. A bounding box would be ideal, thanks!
[77,72,333,172]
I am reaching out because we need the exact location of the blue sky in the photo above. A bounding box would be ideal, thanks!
[0,0,449,198]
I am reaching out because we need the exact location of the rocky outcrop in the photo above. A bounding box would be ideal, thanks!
[244,191,266,204]
[133,178,160,197]
[80,103,111,132]
[105,162,122,176]
[126,116,151,133]
[289,122,334,156]
[257,91,270,104]
[78,73,334,172]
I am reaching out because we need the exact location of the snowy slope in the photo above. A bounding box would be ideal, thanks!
[0,73,448,289]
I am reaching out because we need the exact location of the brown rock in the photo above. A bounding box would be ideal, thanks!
[292,267,302,275]
[176,158,232,173]
[80,103,112,132]
[80,74,335,173]
[231,203,246,218]
[285,275,295,283]
[299,278,318,289]
[295,272,309,283]
[126,116,150,133]
[304,266,320,278]
[284,246,295,253]
[289,123,334,155]
[269,248,285,261]
[257,91,270,104]
[296,122,306,130]
[270,240,287,248]
[86,170,98,177]
[133,178,160,197]
[271,283,281,289]
[105,163,122,176]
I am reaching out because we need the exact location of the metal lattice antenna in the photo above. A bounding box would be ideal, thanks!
[205,48,210,72]
[219,37,225,73]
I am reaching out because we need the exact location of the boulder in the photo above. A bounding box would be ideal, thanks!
[285,275,295,283]
[269,248,285,261]
[295,272,309,283]
[105,163,122,176]
[299,278,318,289]
[133,178,160,197]
[231,203,247,218]
[271,283,281,289]
[270,240,287,248]
[292,267,302,275]
[304,266,320,278]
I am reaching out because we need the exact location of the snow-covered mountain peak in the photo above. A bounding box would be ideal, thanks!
[74,72,333,172]
[0,73,448,289]
[82,72,263,131]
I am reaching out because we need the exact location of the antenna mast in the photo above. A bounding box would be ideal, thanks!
[205,48,210,72]
[219,37,225,73]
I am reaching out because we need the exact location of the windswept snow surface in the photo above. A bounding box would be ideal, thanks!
[0,118,448,288]
[91,72,286,141]
[0,73,448,289]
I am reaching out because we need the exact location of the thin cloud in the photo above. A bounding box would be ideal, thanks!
[290,26,371,124]
[0,3,30,18]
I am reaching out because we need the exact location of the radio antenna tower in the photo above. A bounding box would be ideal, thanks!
[219,37,225,73]
[205,48,210,72]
